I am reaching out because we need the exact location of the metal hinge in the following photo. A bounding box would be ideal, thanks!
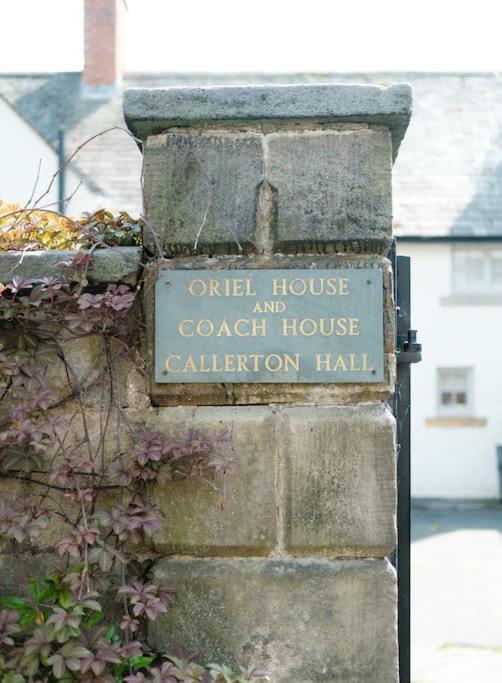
[397,329,422,364]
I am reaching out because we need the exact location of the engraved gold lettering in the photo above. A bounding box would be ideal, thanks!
[299,318,317,336]
[178,320,194,337]
[272,277,349,297]
[234,318,250,336]
[199,354,211,372]
[333,354,348,371]
[187,277,257,297]
[211,354,222,372]
[216,319,232,336]
[248,354,264,371]
[184,355,197,372]
[284,353,300,372]
[282,318,298,336]
[264,354,282,372]
[290,278,307,296]
[315,353,330,371]
[237,354,250,372]
[326,277,337,295]
[309,278,324,295]
[362,353,373,371]
[196,319,214,336]
[224,354,236,372]
[349,318,359,335]
[319,318,335,336]
[188,279,206,296]
[272,278,288,296]
[164,353,303,374]
[252,319,267,336]
[165,354,182,372]
[208,279,220,296]
[336,318,347,335]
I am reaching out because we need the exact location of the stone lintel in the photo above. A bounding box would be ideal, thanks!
[123,83,412,158]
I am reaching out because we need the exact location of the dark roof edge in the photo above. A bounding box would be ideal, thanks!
[397,234,502,242]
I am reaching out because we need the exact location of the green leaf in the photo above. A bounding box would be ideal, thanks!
[19,611,37,628]
[1,672,26,683]
[83,610,103,628]
[104,624,116,641]
[0,595,31,612]
[58,590,74,610]
[27,579,42,601]
[130,655,153,670]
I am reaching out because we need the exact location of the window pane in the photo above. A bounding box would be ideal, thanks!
[453,250,488,294]
[437,367,473,416]
[490,253,502,286]
[441,370,467,392]
[463,253,485,280]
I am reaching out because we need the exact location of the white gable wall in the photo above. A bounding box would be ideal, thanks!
[0,97,105,215]
[399,241,502,499]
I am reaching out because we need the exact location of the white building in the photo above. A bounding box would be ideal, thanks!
[1,0,501,500]
[391,74,502,500]
[400,240,502,499]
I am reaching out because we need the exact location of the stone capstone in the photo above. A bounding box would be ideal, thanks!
[123,82,412,156]
[125,83,411,255]
[0,247,142,285]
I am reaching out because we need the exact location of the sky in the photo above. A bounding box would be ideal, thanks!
[1,0,501,73]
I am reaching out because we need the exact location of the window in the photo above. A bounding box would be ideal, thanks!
[452,247,502,295]
[437,368,473,416]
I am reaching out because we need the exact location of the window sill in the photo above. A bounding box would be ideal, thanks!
[425,417,487,427]
[441,295,502,306]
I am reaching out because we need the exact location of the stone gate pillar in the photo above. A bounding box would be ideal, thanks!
[124,83,412,682]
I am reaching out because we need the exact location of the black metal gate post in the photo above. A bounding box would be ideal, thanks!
[391,241,422,683]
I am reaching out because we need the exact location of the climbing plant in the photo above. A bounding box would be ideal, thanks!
[0,245,267,681]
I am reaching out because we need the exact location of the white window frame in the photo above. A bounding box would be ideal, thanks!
[452,245,502,295]
[436,367,474,417]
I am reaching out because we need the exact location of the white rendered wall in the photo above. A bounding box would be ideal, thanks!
[0,97,104,215]
[398,242,502,499]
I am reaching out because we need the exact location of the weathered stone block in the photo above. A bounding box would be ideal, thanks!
[143,132,263,254]
[0,554,60,593]
[146,406,277,554]
[142,126,393,256]
[150,557,398,683]
[280,404,396,556]
[267,128,392,252]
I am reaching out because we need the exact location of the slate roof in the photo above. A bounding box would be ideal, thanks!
[1,71,502,237]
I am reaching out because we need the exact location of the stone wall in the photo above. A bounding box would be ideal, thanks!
[0,246,150,557]
[125,83,412,682]
[0,83,412,683]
